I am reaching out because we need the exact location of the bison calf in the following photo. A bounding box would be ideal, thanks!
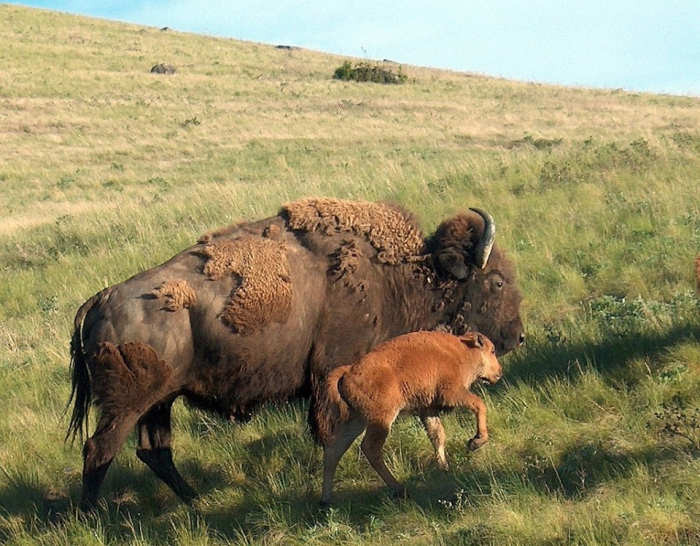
[320,330,502,504]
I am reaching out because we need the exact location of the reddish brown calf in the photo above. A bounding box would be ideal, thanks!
[321,330,502,504]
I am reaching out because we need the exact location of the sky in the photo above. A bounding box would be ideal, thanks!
[11,1,700,97]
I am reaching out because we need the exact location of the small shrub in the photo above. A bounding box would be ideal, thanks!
[651,395,700,451]
[333,61,407,84]
[180,117,201,128]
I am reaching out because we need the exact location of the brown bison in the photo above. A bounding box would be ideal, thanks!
[320,330,502,504]
[67,198,524,510]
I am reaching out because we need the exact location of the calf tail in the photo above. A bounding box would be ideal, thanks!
[309,366,351,446]
[65,289,107,444]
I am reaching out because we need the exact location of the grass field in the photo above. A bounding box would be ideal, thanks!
[1,5,700,545]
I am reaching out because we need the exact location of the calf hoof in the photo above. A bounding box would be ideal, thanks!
[467,436,487,451]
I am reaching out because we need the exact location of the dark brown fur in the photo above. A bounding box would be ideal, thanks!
[68,198,524,510]
[91,342,174,420]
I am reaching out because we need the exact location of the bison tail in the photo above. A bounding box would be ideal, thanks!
[65,290,106,444]
[309,366,351,446]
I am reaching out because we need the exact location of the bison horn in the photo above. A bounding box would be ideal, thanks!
[470,208,496,269]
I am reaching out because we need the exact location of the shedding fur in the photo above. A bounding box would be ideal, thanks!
[283,198,424,264]
[91,342,174,419]
[200,236,292,334]
[152,280,197,311]
[328,239,365,291]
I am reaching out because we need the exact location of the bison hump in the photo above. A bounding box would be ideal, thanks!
[282,197,425,264]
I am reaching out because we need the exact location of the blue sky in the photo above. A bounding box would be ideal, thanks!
[11,1,700,96]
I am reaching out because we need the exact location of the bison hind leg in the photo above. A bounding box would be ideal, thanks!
[136,401,197,505]
[80,341,177,510]
[80,411,142,511]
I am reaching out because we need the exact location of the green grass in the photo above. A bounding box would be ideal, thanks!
[2,4,700,545]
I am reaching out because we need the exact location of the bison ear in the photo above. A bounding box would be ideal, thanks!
[460,332,483,348]
[437,250,469,280]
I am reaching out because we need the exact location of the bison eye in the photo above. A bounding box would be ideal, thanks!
[486,272,505,292]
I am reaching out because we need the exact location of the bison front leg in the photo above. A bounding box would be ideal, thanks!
[136,400,198,505]
[419,411,449,470]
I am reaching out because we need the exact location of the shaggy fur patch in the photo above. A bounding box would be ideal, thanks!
[328,239,369,294]
[152,279,197,311]
[200,236,292,334]
[283,198,424,264]
[91,342,174,418]
[429,212,478,256]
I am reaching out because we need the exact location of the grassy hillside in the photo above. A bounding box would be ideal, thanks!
[1,5,699,545]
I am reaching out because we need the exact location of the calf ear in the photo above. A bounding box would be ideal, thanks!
[438,250,469,280]
[460,332,483,349]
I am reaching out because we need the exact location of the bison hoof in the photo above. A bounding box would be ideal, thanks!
[467,436,487,451]
[391,487,409,500]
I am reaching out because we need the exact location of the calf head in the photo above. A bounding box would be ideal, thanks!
[460,332,502,385]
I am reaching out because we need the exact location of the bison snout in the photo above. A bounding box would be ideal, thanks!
[497,324,525,356]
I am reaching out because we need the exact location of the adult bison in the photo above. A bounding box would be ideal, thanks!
[67,198,524,510]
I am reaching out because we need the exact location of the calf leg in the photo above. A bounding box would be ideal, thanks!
[419,411,449,470]
[321,416,366,505]
[136,400,198,505]
[80,412,141,511]
[459,391,489,451]
[361,421,406,497]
